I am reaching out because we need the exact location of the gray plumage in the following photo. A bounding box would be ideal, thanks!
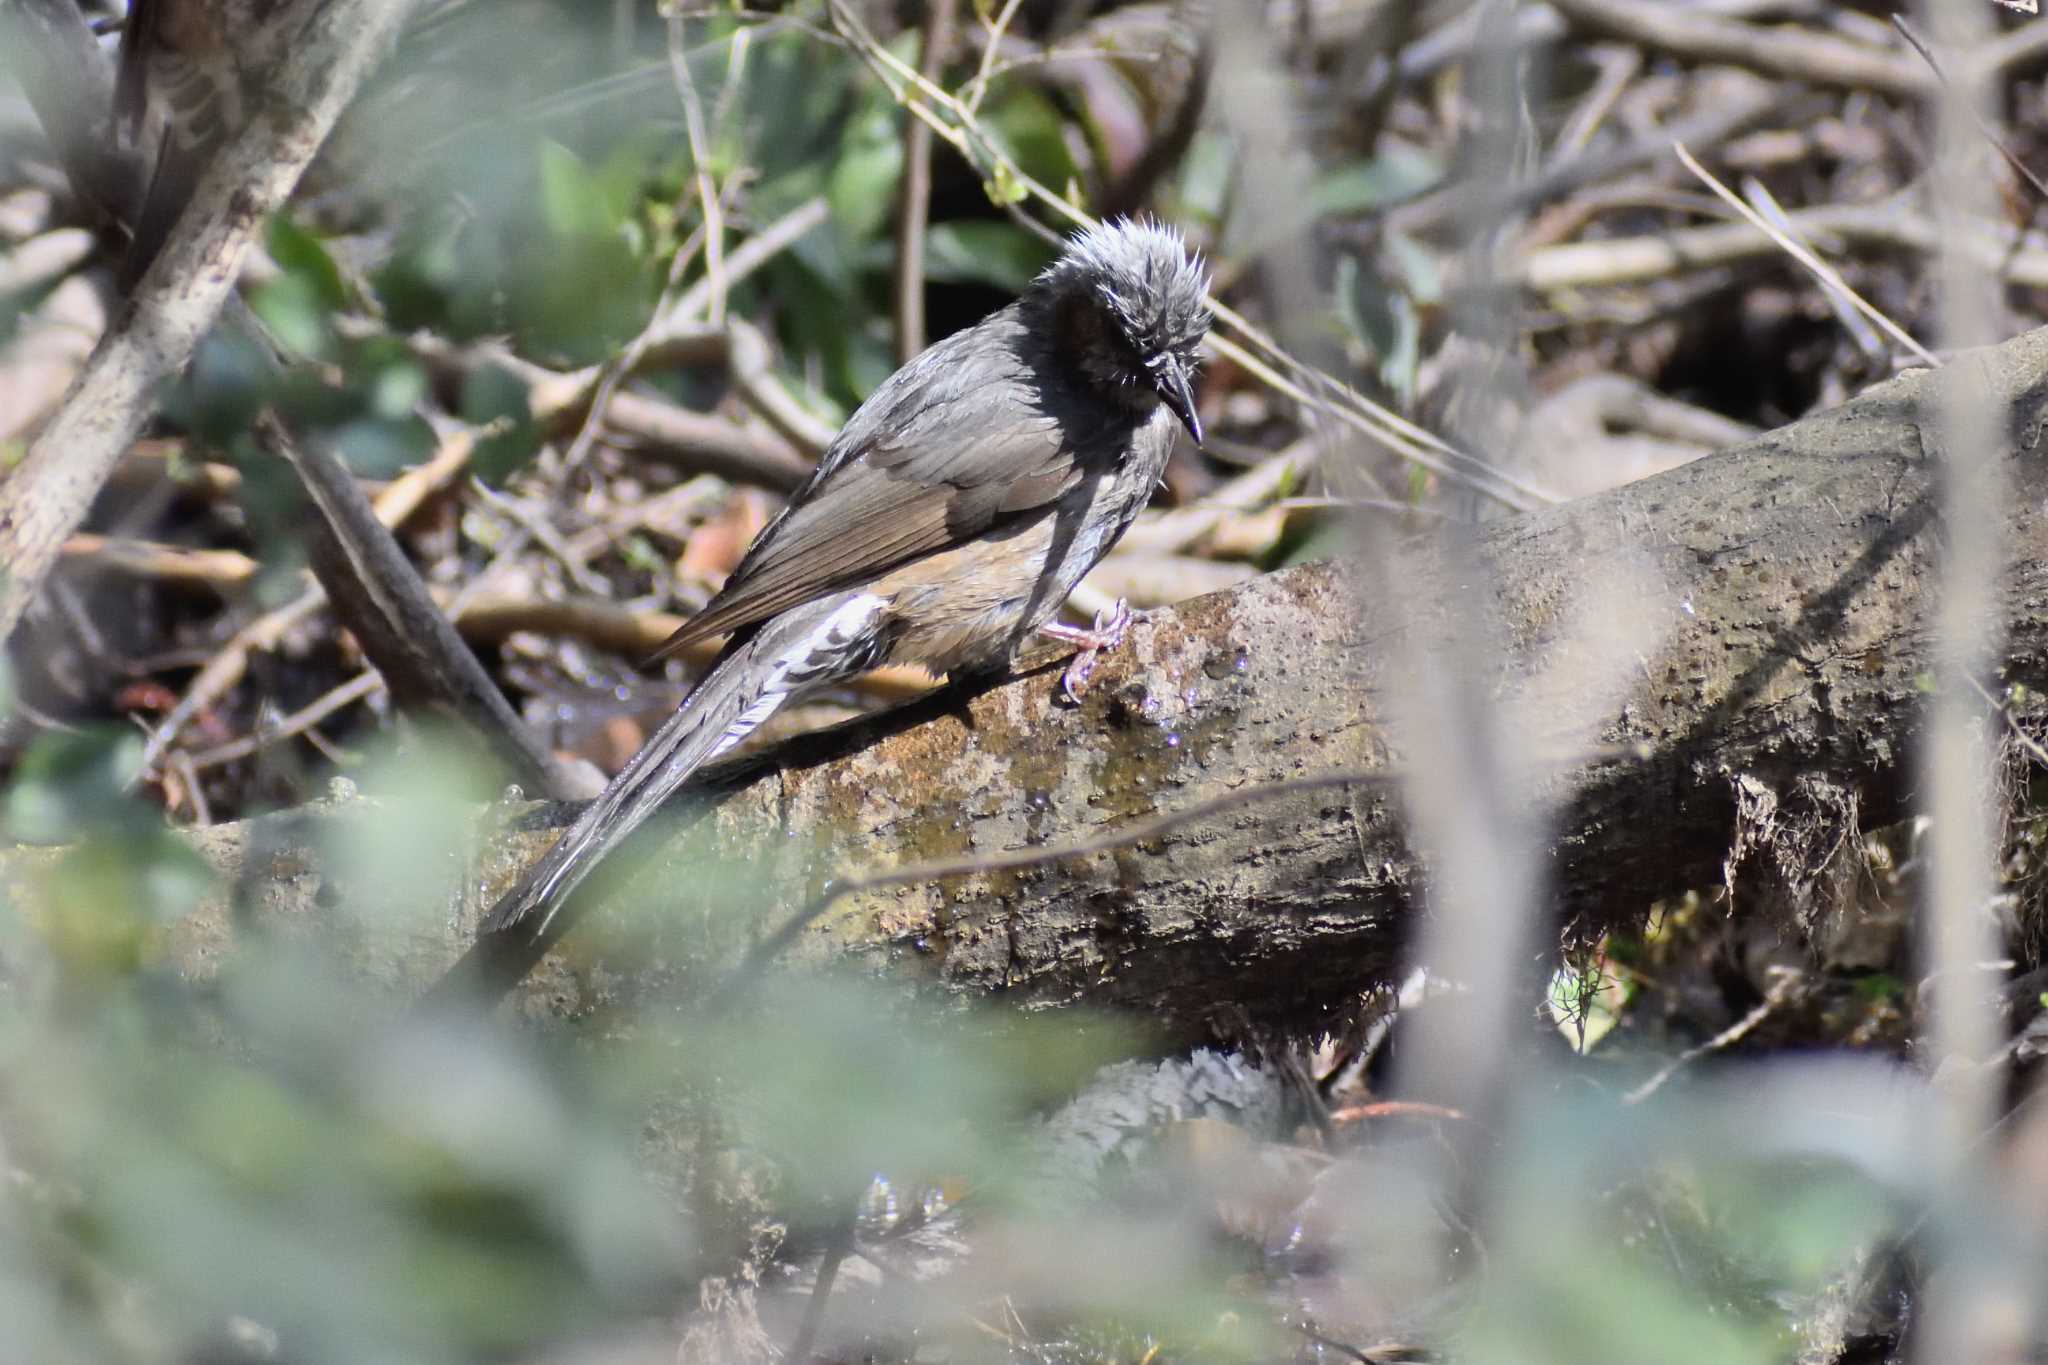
[482,218,1211,935]
[116,0,291,291]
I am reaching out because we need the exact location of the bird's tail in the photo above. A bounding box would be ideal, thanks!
[479,591,889,936]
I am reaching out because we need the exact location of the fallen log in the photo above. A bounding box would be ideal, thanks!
[9,328,2048,1041]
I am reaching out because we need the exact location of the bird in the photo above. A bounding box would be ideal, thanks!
[480,216,1211,936]
[115,0,290,290]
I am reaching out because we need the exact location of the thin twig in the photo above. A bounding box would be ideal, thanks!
[666,6,728,326]
[467,478,612,598]
[787,1200,858,1364]
[137,422,478,779]
[963,0,1025,115]
[0,0,426,648]
[1622,977,1789,1105]
[893,0,959,366]
[561,218,707,473]
[1672,142,1939,367]
[662,195,829,337]
[1892,14,2048,203]
[1741,175,1884,361]
[138,587,328,780]
[1968,674,2048,770]
[61,534,259,587]
[168,749,210,825]
[819,0,1550,510]
[189,670,387,771]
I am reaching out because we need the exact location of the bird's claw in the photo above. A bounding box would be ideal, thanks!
[1046,598,1136,702]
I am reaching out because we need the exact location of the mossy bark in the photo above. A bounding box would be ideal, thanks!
[10,329,2048,1042]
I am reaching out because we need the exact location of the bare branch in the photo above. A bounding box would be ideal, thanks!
[0,0,423,648]
[14,332,2048,1036]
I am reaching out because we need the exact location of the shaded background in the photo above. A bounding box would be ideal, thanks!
[1,1,2046,1361]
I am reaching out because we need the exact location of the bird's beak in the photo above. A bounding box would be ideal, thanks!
[1155,357,1203,447]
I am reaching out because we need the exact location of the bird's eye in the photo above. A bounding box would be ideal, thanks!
[1143,353,1168,370]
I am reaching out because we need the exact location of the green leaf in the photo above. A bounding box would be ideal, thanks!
[537,142,616,240]
[1310,148,1443,218]
[509,230,651,364]
[265,215,347,311]
[826,103,903,244]
[164,328,278,445]
[920,221,1055,293]
[1334,253,1421,400]
[461,363,531,429]
[373,207,468,335]
[459,364,544,485]
[984,87,1078,202]
[983,163,1028,207]
[329,416,436,479]
[1383,228,1444,305]
[1176,131,1234,222]
[4,727,146,844]
[249,275,336,360]
[348,337,430,420]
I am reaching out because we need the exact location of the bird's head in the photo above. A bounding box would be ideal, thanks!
[1033,217,1212,446]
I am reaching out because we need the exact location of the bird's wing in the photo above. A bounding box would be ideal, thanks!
[116,0,250,290]
[648,314,1090,661]
[116,0,164,140]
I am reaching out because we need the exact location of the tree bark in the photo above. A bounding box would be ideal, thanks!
[9,329,2048,1041]
[0,0,420,648]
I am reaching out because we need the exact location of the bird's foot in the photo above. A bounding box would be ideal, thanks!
[1042,598,1137,702]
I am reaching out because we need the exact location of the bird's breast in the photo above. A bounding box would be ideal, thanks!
[872,418,1173,677]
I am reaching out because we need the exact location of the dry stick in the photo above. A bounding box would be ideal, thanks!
[457,337,815,491]
[560,220,707,474]
[1519,201,2048,293]
[139,590,327,781]
[265,412,571,799]
[189,669,387,772]
[0,0,137,219]
[538,196,831,470]
[1672,143,1939,367]
[0,0,422,650]
[1892,16,2048,204]
[660,196,831,344]
[1548,43,1640,166]
[727,318,840,454]
[1543,0,1930,99]
[1968,674,2048,772]
[816,0,1550,511]
[1117,441,1313,555]
[60,535,259,588]
[168,750,210,825]
[1985,11,2048,78]
[137,424,478,780]
[466,478,612,599]
[0,228,99,296]
[1742,175,1884,361]
[601,389,812,492]
[1621,979,1789,1105]
[893,0,960,366]
[666,8,729,328]
[1388,76,1793,238]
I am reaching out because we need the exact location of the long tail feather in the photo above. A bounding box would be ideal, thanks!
[480,592,890,936]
